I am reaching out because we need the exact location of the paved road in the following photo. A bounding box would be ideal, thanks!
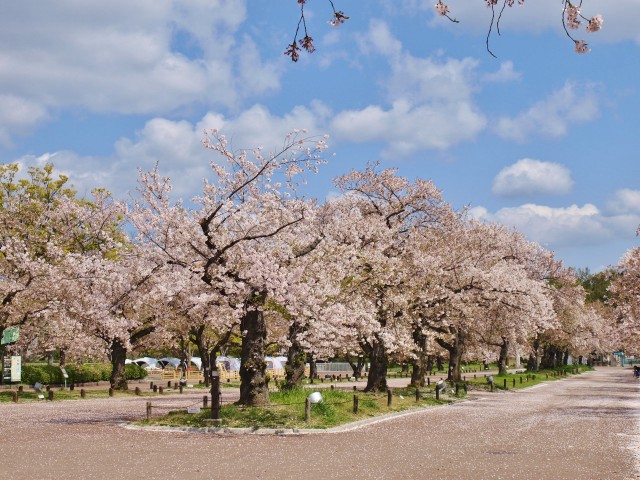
[1,367,638,480]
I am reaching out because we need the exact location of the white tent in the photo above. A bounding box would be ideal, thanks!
[132,357,158,370]
[157,357,181,369]
[189,357,202,370]
[216,356,241,371]
[266,356,286,370]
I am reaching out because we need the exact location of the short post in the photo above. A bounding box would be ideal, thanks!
[211,370,220,420]
[463,382,468,394]
[179,385,183,394]
[168,380,172,388]
[153,385,158,393]
[150,381,154,390]
[331,385,334,390]
[435,386,440,400]
[18,385,23,393]
[455,383,459,396]
[353,394,359,414]
[503,379,507,390]
[80,388,86,398]
[135,387,141,396]
[12,391,18,403]
[203,395,208,408]
[108,388,114,397]
[353,385,357,391]
[512,378,516,388]
[146,401,152,421]
[427,377,430,386]
[474,374,476,379]
[387,388,392,407]
[415,388,420,402]
[159,386,164,394]
[48,390,54,401]
[305,397,311,422]
[70,384,75,391]
[520,376,523,384]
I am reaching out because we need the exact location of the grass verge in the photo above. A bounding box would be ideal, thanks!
[137,386,455,430]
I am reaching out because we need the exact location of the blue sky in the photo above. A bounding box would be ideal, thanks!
[1,0,639,271]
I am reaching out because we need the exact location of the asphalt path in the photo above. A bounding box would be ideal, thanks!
[0,367,638,480]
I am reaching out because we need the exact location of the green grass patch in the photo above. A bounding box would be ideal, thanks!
[463,366,591,392]
[138,386,454,430]
[0,386,154,403]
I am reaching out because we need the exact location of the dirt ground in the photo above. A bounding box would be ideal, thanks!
[0,366,638,480]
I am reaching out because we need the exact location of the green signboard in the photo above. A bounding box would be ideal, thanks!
[1,326,20,345]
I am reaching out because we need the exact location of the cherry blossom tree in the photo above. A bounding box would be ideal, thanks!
[0,163,120,378]
[130,129,328,405]
[409,220,556,381]
[609,230,640,328]
[155,266,239,386]
[607,227,640,355]
[49,189,169,390]
[328,164,455,392]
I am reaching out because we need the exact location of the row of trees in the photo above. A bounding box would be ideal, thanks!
[0,131,635,405]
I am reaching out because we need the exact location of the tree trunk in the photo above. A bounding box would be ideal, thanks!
[562,351,570,365]
[110,339,128,390]
[436,355,444,371]
[410,327,428,387]
[309,355,317,381]
[192,327,211,387]
[0,328,5,385]
[498,336,510,375]
[345,354,365,380]
[363,333,388,392]
[59,349,66,368]
[426,355,434,373]
[540,345,559,369]
[527,336,540,372]
[283,320,306,390]
[238,296,269,406]
[439,329,465,382]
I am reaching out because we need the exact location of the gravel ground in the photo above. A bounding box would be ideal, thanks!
[0,367,638,480]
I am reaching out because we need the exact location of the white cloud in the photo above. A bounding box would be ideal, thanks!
[482,61,522,83]
[494,83,599,142]
[492,158,573,197]
[470,202,640,249]
[0,1,282,143]
[13,104,330,200]
[332,98,486,156]
[0,95,49,147]
[358,19,403,57]
[606,189,640,215]
[332,21,486,157]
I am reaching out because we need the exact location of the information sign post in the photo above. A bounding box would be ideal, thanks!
[10,356,21,383]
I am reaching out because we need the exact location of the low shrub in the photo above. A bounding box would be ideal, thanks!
[21,362,147,385]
